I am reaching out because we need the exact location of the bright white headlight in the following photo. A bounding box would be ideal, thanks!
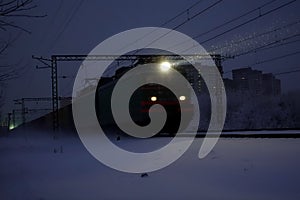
[179,95,186,101]
[160,61,171,72]
[151,96,157,101]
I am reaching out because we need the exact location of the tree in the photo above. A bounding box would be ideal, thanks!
[0,0,45,121]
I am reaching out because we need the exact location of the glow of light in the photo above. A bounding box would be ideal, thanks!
[151,96,157,102]
[179,96,186,101]
[160,61,171,72]
[9,124,14,130]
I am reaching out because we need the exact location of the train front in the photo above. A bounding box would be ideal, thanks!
[96,61,196,137]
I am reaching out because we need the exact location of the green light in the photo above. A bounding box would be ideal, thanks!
[9,124,15,130]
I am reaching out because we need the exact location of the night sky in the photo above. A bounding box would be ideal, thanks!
[1,0,300,115]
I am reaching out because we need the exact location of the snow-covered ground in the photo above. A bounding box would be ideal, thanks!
[1,129,300,200]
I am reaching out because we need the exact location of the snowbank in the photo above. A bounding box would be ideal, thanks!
[1,129,300,199]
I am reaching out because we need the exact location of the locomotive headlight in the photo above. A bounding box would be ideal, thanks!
[160,61,171,72]
[151,96,157,101]
[179,95,186,101]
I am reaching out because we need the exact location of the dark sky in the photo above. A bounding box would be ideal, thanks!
[2,0,300,114]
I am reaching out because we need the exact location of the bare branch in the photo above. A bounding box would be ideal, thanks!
[10,4,37,12]
[0,42,8,54]
[0,62,16,68]
[3,13,47,18]
[0,19,31,33]
[0,24,6,30]
[0,0,45,21]
[0,74,18,82]
[0,0,46,86]
[0,0,16,7]
[0,0,33,16]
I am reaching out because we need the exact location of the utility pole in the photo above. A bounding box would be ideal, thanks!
[12,110,16,128]
[7,113,12,131]
[51,56,59,131]
[13,99,26,125]
[11,109,24,128]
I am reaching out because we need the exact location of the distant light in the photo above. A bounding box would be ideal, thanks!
[160,61,171,72]
[151,96,157,102]
[179,96,186,101]
[9,124,14,130]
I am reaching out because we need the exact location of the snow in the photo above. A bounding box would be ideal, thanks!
[1,129,300,200]
[222,129,300,134]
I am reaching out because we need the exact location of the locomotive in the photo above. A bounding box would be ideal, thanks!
[95,60,195,136]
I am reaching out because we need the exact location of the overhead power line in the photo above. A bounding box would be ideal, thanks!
[252,50,300,66]
[223,50,300,74]
[275,69,300,76]
[210,19,300,52]
[200,0,297,44]
[170,0,277,50]
[143,0,224,49]
[182,0,297,53]
[47,0,84,52]
[233,33,300,58]
[116,0,205,53]
[258,38,300,52]
[112,0,223,75]
[193,0,277,40]
[160,0,205,27]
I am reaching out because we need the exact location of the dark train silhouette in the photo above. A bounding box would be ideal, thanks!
[95,61,195,136]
